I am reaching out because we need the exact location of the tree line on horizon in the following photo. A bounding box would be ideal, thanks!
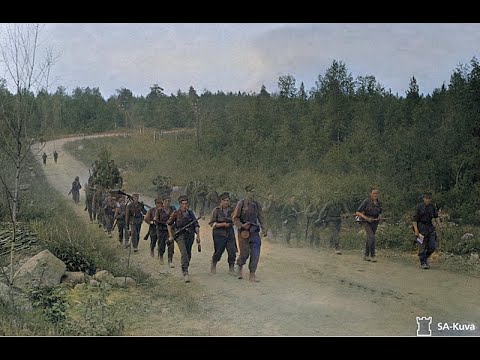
[1,58,479,224]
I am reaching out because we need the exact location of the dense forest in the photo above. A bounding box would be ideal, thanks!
[1,59,480,223]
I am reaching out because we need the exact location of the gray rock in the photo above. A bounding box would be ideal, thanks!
[61,271,86,286]
[13,250,66,290]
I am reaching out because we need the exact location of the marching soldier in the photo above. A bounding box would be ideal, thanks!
[209,192,236,275]
[144,199,162,257]
[126,193,147,252]
[114,196,129,246]
[70,176,82,204]
[84,183,95,223]
[167,195,201,283]
[233,185,267,282]
[318,193,350,254]
[281,195,302,247]
[157,196,176,267]
[305,199,322,249]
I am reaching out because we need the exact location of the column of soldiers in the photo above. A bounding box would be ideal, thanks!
[79,151,440,279]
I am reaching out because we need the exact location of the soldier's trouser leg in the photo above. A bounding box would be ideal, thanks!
[175,233,194,274]
[105,215,113,233]
[131,222,142,249]
[97,210,104,227]
[86,206,93,221]
[418,232,437,264]
[158,229,167,256]
[236,236,250,267]
[294,224,302,246]
[212,234,228,263]
[285,227,292,245]
[329,222,341,250]
[363,222,378,257]
[248,233,262,273]
[117,221,125,243]
[149,226,158,251]
[226,236,237,267]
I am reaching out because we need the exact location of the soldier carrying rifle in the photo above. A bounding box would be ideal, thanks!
[167,195,201,283]
[355,187,383,262]
[317,191,350,255]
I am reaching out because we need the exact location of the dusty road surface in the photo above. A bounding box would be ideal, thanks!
[33,135,480,336]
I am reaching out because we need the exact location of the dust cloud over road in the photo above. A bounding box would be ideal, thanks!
[33,135,480,336]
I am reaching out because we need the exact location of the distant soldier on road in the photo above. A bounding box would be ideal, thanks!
[53,150,59,164]
[42,152,47,165]
[69,176,82,204]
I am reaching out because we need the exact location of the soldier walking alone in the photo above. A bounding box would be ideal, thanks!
[69,176,82,204]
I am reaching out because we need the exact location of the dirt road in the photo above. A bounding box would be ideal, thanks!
[33,135,480,336]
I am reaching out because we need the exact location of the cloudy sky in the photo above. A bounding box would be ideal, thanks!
[1,23,479,99]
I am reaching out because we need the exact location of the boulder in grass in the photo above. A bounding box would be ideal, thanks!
[13,250,66,290]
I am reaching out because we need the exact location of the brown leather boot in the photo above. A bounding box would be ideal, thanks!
[237,265,243,279]
[249,272,260,282]
[210,261,217,274]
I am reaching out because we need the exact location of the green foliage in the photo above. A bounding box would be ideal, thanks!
[59,283,124,336]
[49,243,96,275]
[91,146,122,189]
[28,282,69,323]
[437,226,480,255]
[0,300,55,335]
[376,223,417,251]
